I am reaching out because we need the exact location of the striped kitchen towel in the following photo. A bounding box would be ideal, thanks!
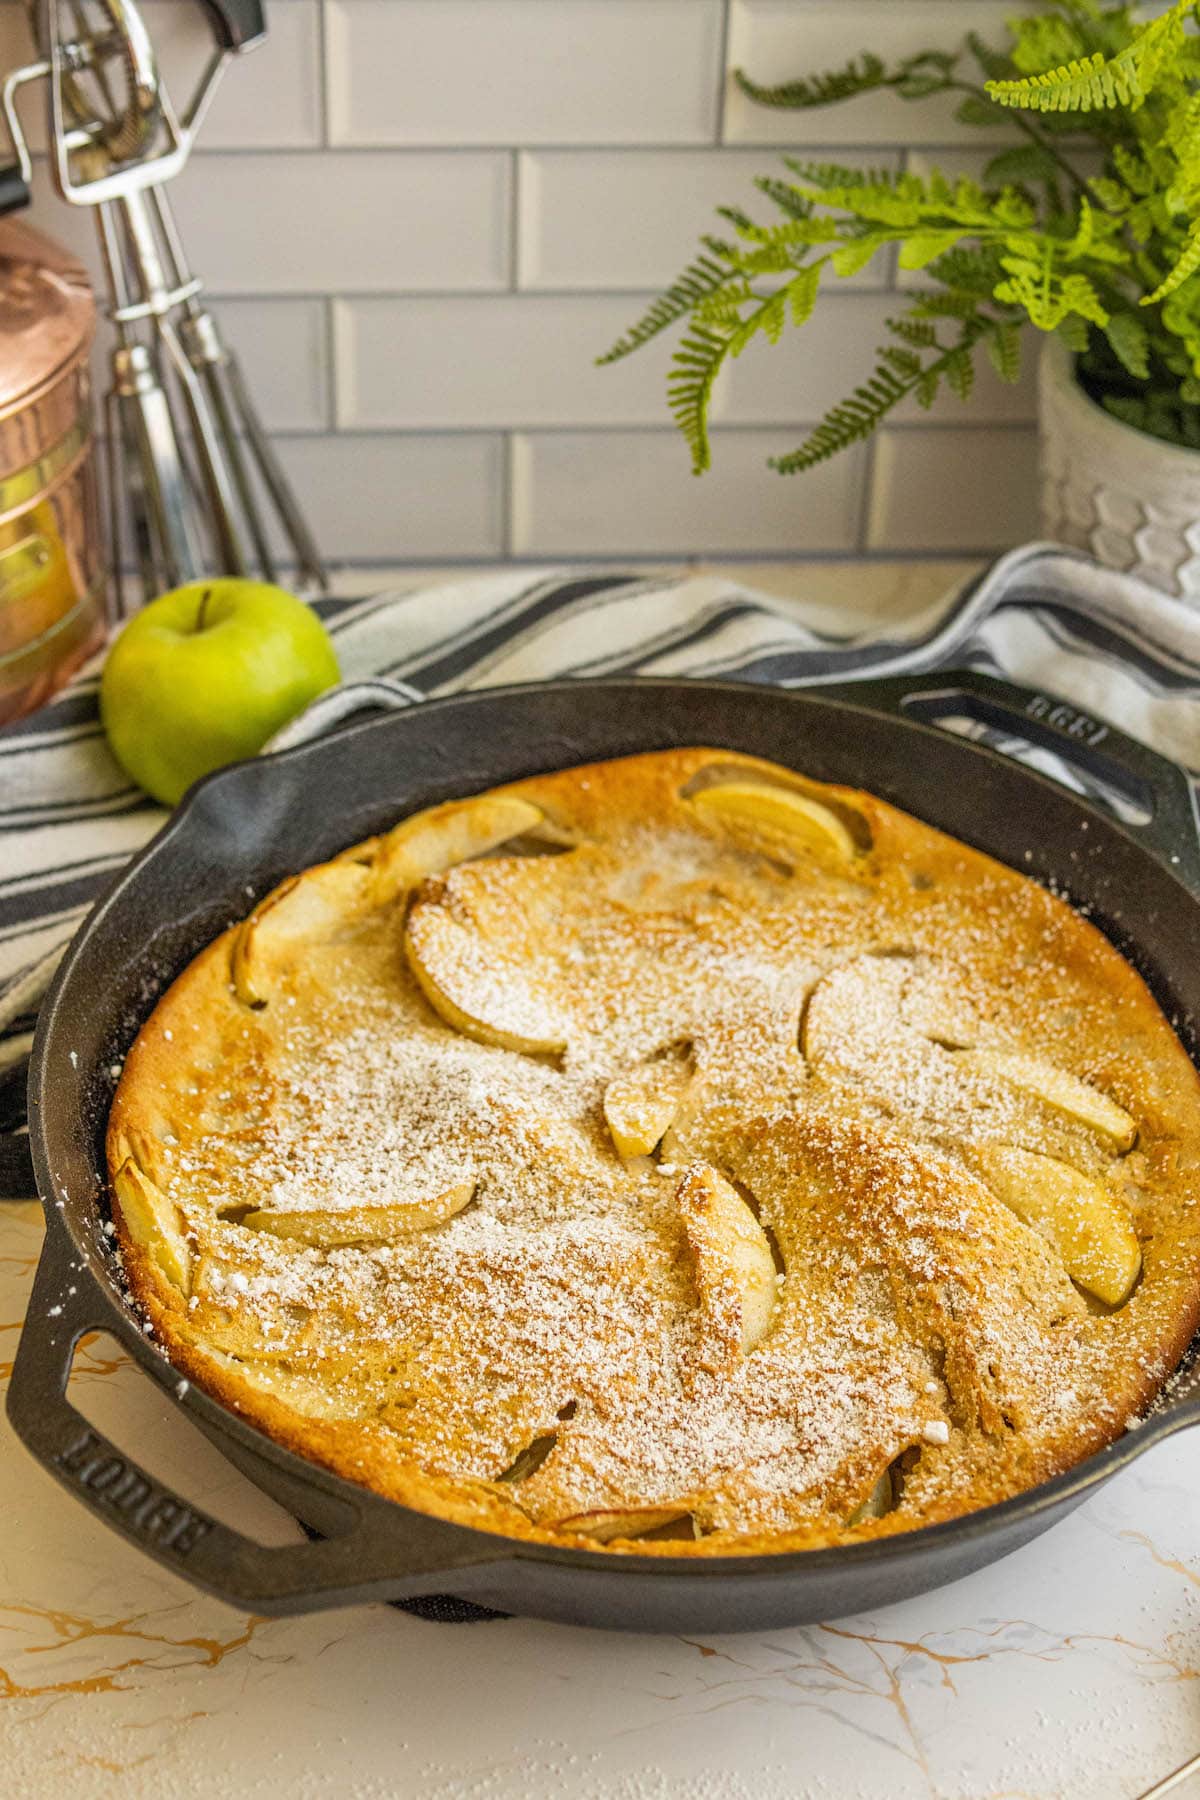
[3,540,1200,1075]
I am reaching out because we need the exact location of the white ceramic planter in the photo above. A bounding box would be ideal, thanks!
[1039,334,1200,602]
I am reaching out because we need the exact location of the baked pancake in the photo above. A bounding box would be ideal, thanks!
[108,750,1200,1554]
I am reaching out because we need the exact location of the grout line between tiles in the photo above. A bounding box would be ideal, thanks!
[322,296,339,431]
[499,433,514,558]
[715,0,733,146]
[856,432,879,557]
[508,150,521,292]
[315,0,332,149]
[258,420,1037,443]
[20,138,1022,160]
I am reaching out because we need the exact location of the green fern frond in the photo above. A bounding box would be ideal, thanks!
[888,316,940,348]
[987,322,1023,381]
[788,263,823,326]
[1104,310,1150,377]
[692,285,753,327]
[754,176,812,221]
[909,289,990,320]
[831,234,890,279]
[1143,217,1200,303]
[783,158,901,192]
[734,54,892,111]
[734,53,889,110]
[770,320,994,472]
[598,255,732,363]
[899,230,969,271]
[738,49,959,113]
[986,0,1193,113]
[667,326,728,475]
[943,347,975,401]
[769,366,910,472]
[1009,13,1089,75]
[1113,144,1154,196]
[983,144,1063,187]
[716,204,757,238]
[915,369,941,409]
[1089,175,1132,211]
[926,245,1007,294]
[881,345,923,378]
[1056,313,1092,352]
[601,0,1200,477]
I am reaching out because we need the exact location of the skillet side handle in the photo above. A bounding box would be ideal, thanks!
[6,1216,506,1615]
[819,668,1200,897]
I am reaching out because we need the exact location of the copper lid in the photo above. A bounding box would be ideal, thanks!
[0,216,95,421]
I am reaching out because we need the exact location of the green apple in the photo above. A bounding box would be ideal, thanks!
[101,579,339,806]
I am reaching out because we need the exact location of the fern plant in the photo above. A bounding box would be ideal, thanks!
[600,0,1200,475]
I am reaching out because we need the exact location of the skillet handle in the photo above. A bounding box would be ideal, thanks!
[819,668,1200,896]
[6,1214,507,1614]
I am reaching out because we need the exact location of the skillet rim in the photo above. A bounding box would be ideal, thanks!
[20,671,1200,1588]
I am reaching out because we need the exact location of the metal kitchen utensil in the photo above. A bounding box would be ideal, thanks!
[3,671,1200,1631]
[0,0,327,613]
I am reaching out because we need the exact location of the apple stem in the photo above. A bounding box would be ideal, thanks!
[195,586,214,632]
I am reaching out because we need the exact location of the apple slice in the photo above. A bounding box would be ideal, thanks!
[958,1050,1136,1151]
[972,1144,1141,1305]
[372,794,546,903]
[801,952,911,1065]
[690,781,858,864]
[232,860,372,1007]
[677,1164,777,1360]
[112,1157,191,1293]
[847,1466,894,1526]
[604,1060,690,1158]
[241,1182,475,1247]
[553,1506,695,1543]
[404,899,569,1054]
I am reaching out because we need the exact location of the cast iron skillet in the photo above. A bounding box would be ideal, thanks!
[5,670,1200,1634]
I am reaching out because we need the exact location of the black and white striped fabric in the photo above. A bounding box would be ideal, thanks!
[4,541,1200,1076]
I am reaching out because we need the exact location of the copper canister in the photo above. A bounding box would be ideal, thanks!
[0,217,106,726]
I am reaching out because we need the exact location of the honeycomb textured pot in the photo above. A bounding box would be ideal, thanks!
[1039,334,1200,603]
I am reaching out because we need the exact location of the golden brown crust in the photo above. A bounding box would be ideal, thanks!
[107,748,1200,1556]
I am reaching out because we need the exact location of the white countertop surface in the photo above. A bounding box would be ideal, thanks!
[4,560,1199,1800]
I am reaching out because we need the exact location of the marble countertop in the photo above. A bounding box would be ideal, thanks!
[4,559,1199,1800]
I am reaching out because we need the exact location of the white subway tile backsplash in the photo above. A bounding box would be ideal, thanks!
[338,293,934,434]
[518,148,897,291]
[170,152,511,293]
[725,2,1029,146]
[511,430,864,556]
[338,294,688,429]
[24,152,510,298]
[868,427,1039,551]
[4,0,1043,565]
[275,435,505,559]
[326,0,724,147]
